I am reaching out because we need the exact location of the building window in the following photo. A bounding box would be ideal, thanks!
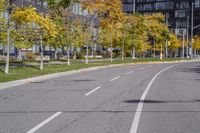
[175,10,187,18]
[176,1,189,9]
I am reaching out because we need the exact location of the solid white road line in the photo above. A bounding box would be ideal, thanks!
[126,71,134,75]
[129,65,174,133]
[85,86,101,96]
[26,112,62,133]
[110,76,120,81]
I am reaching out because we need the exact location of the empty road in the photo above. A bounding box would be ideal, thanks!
[0,61,200,133]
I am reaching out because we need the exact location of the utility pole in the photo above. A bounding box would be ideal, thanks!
[182,30,185,58]
[191,3,194,58]
[131,0,136,59]
[165,13,169,58]
[186,15,189,58]
[22,0,24,7]
[133,0,135,13]
[86,12,95,64]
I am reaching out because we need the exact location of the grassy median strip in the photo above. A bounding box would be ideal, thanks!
[0,58,191,83]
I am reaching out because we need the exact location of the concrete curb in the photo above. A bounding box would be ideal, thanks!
[0,59,199,90]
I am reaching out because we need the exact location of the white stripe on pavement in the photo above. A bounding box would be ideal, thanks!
[26,112,62,133]
[126,71,134,75]
[85,86,101,96]
[110,76,120,81]
[138,67,144,70]
[129,65,174,133]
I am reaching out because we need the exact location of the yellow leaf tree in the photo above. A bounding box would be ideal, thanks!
[12,6,57,69]
[168,33,180,57]
[193,35,200,56]
[82,0,125,62]
[144,13,169,59]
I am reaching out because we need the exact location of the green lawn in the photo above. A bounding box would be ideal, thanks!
[0,58,192,83]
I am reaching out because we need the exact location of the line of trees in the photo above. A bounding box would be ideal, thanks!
[0,0,200,74]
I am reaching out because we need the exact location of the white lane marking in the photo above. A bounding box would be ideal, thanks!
[126,71,134,75]
[27,112,62,133]
[129,65,174,133]
[85,86,101,96]
[138,67,144,70]
[110,76,120,81]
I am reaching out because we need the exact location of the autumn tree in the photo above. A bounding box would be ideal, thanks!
[144,13,169,59]
[193,35,200,56]
[12,25,34,60]
[46,0,80,65]
[70,19,90,60]
[2,0,12,74]
[12,6,57,70]
[127,14,147,59]
[167,33,180,57]
[82,0,125,62]
[115,13,129,60]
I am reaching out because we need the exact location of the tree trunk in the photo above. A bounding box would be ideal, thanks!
[67,47,70,66]
[174,49,178,58]
[165,40,168,58]
[170,50,173,58]
[132,45,136,59]
[17,49,22,61]
[122,31,125,61]
[132,34,136,59]
[91,45,94,58]
[153,39,156,58]
[86,45,89,64]
[40,34,44,70]
[40,0,44,70]
[143,52,145,58]
[73,48,77,60]
[5,11,10,74]
[110,35,113,62]
[54,47,57,60]
[194,49,197,58]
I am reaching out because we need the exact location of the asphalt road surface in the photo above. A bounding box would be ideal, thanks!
[0,61,200,133]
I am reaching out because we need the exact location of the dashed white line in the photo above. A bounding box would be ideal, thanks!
[110,76,120,81]
[129,65,174,133]
[126,71,134,75]
[138,67,144,70]
[26,112,62,133]
[85,86,101,96]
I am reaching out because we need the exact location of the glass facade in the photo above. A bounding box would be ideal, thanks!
[122,0,200,36]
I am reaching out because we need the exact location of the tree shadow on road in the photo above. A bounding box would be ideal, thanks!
[180,65,200,75]
[124,99,200,104]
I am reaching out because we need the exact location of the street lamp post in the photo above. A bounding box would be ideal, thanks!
[133,0,135,13]
[186,15,189,58]
[86,12,96,64]
[182,30,186,58]
[191,3,194,58]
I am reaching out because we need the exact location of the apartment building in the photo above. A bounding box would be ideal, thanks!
[122,0,200,36]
